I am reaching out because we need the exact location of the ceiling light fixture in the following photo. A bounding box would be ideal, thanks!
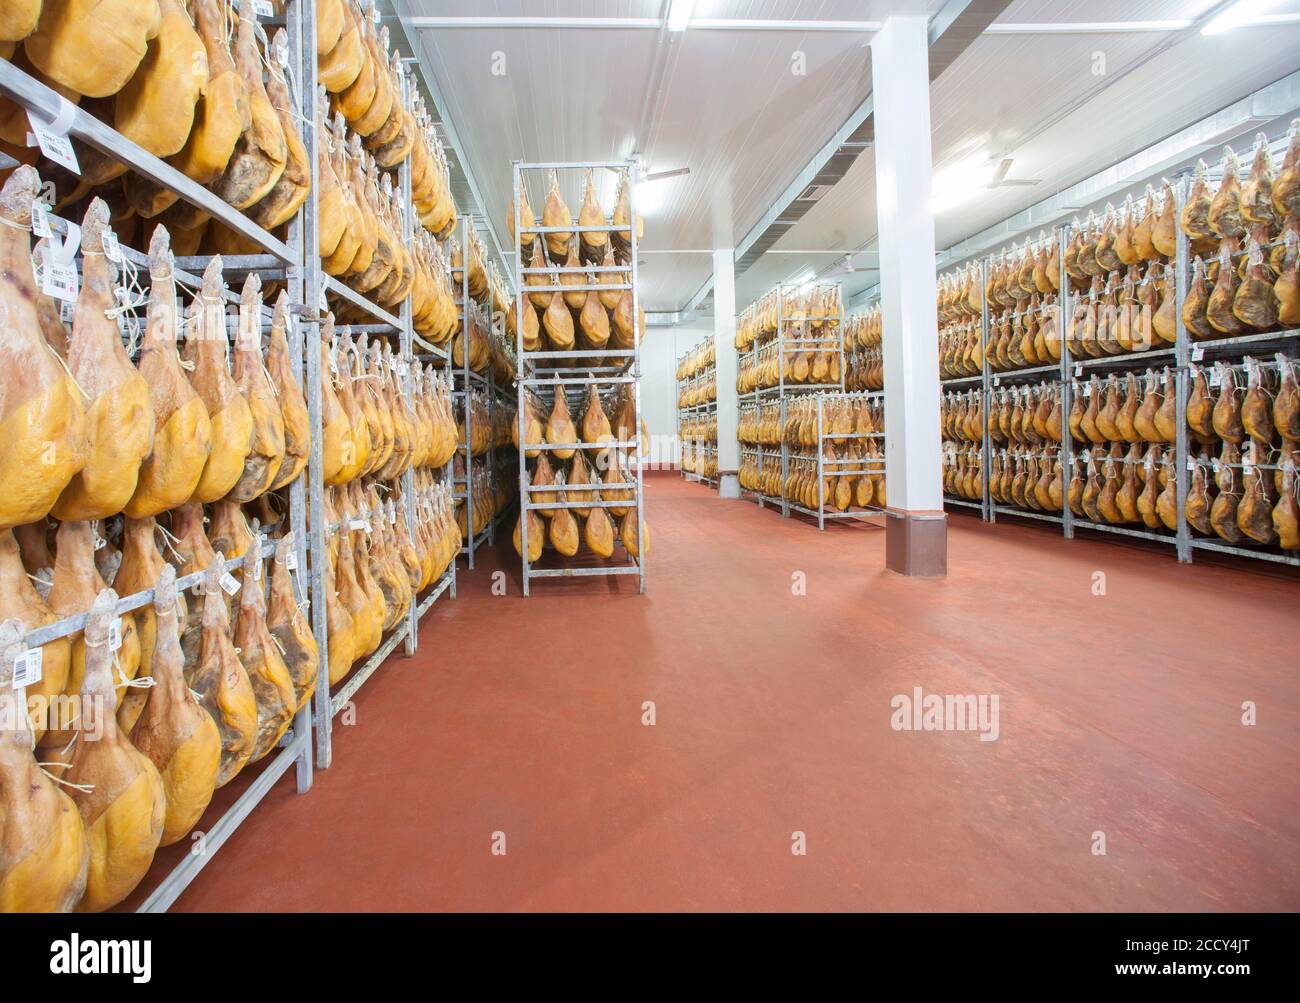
[1202,0,1282,35]
[667,0,695,32]
[644,167,691,182]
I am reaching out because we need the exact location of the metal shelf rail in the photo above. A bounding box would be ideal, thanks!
[929,124,1300,569]
[512,160,646,595]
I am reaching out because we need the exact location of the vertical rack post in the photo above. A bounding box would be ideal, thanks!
[816,394,826,531]
[399,65,419,655]
[1173,177,1192,564]
[981,257,996,525]
[513,162,530,596]
[630,159,646,593]
[299,0,332,772]
[1059,223,1075,541]
[284,0,313,795]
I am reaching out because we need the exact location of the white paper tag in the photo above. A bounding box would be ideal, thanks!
[1186,456,1195,471]
[252,555,262,581]
[388,504,397,525]
[27,113,80,175]
[30,198,52,239]
[1209,369,1222,388]
[41,256,78,302]
[60,298,74,324]
[219,572,241,596]
[992,376,1000,387]
[1083,383,1093,397]
[102,229,122,263]
[398,361,410,377]
[1191,345,1204,362]
[285,551,298,571]
[253,0,274,16]
[108,618,122,653]
[1243,461,1255,476]
[348,518,368,532]
[1211,458,1222,473]
[12,647,43,689]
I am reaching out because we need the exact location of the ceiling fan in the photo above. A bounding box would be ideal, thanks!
[987,158,1041,189]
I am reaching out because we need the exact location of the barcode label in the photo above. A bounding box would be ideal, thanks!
[60,298,74,324]
[220,572,241,596]
[41,259,78,302]
[12,647,43,689]
[108,618,122,653]
[285,551,298,571]
[30,199,52,238]
[28,114,80,175]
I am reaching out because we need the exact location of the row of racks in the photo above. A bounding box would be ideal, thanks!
[676,339,717,486]
[738,391,888,530]
[443,214,518,568]
[511,160,647,595]
[929,122,1300,568]
[0,1,473,911]
[734,281,884,528]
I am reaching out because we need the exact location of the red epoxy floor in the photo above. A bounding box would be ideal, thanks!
[169,475,1300,911]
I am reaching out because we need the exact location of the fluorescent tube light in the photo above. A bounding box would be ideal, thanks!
[1202,0,1283,35]
[667,0,695,32]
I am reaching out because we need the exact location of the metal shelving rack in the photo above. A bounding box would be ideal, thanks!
[796,391,887,530]
[448,215,515,568]
[676,342,717,486]
[512,159,646,596]
[0,2,316,913]
[932,123,1300,569]
[0,0,471,910]
[304,39,457,769]
[735,281,848,525]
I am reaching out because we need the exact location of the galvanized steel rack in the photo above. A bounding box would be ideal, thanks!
[301,31,456,771]
[0,0,471,911]
[735,281,853,527]
[447,215,515,568]
[511,160,646,596]
[676,340,717,486]
[931,123,1300,569]
[0,1,317,913]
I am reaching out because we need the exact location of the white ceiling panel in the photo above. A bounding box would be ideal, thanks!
[402,0,1300,316]
[767,3,1300,306]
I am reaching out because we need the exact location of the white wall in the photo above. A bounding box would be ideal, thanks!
[641,322,714,468]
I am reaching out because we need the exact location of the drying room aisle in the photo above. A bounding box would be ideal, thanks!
[161,475,1300,912]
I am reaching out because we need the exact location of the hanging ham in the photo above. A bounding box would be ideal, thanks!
[189,257,254,502]
[129,565,219,846]
[0,167,88,531]
[124,227,213,517]
[227,274,285,502]
[0,617,90,913]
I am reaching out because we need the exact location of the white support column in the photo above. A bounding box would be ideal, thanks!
[871,14,946,576]
[713,248,741,498]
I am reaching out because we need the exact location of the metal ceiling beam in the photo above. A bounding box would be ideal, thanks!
[400,15,1300,33]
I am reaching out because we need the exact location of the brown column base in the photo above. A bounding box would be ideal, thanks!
[885,508,948,577]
